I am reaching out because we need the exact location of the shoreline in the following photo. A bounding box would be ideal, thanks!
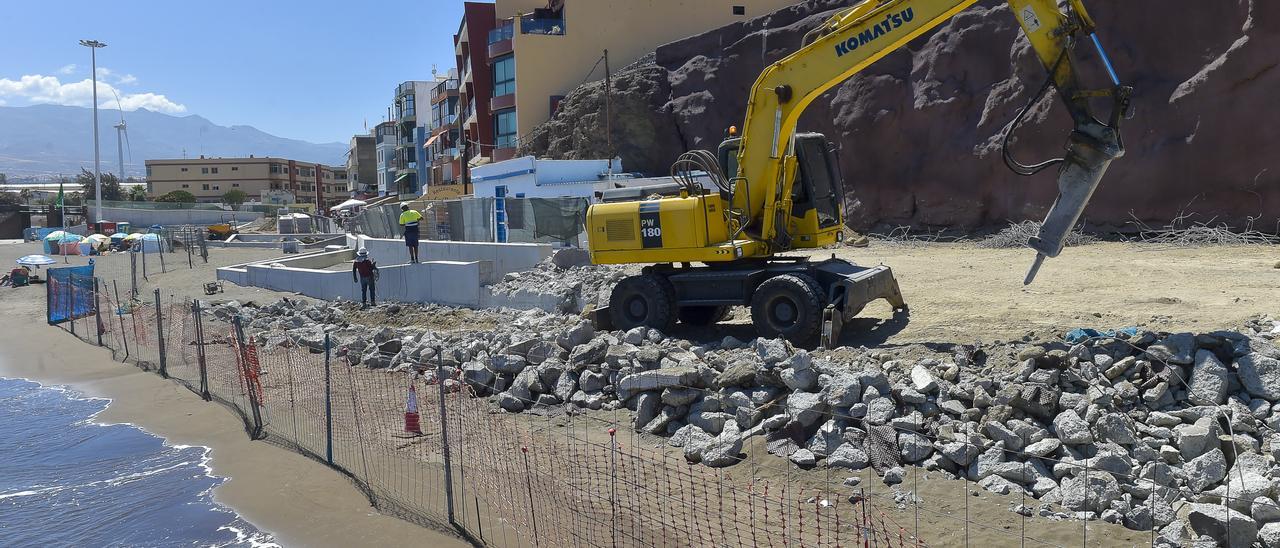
[0,313,466,547]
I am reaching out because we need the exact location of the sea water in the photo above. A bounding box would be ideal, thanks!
[0,377,277,547]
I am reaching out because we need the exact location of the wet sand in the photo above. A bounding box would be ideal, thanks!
[0,241,466,547]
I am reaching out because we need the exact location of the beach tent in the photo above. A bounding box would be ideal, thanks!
[132,233,163,253]
[43,231,82,255]
[330,199,367,213]
[79,234,109,255]
[109,233,129,249]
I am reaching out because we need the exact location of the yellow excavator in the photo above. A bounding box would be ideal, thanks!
[587,0,1131,348]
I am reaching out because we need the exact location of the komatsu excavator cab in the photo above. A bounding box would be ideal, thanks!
[718,133,845,245]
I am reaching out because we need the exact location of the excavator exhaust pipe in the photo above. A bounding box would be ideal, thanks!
[1024,128,1124,285]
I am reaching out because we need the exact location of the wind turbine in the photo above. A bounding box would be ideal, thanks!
[111,89,131,181]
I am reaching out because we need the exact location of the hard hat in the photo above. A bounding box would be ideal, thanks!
[401,203,410,210]
[356,248,369,257]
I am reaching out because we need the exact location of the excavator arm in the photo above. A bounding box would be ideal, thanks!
[734,0,1131,282]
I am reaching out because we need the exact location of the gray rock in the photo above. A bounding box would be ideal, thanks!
[1187,349,1230,406]
[621,326,647,346]
[1146,333,1196,365]
[786,391,828,428]
[554,371,578,402]
[1053,409,1094,445]
[617,366,702,399]
[865,397,896,425]
[910,364,939,393]
[1262,523,1280,548]
[1093,413,1137,445]
[687,410,733,435]
[983,421,1024,451]
[1024,438,1062,458]
[714,362,757,388]
[1184,448,1227,492]
[899,432,933,463]
[781,366,818,392]
[1239,353,1280,401]
[1059,472,1121,513]
[1254,497,1280,524]
[1178,417,1220,460]
[462,361,496,391]
[940,441,979,466]
[634,393,661,431]
[823,373,862,407]
[1186,503,1258,547]
[661,387,699,406]
[978,475,1020,495]
[579,370,607,393]
[790,448,816,466]
[754,338,790,366]
[568,338,610,365]
[489,354,528,374]
[882,467,905,485]
[826,443,869,470]
[497,391,525,412]
[644,406,682,435]
[807,420,843,458]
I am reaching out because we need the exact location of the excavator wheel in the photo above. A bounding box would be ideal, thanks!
[608,274,676,333]
[750,273,824,345]
[677,305,731,326]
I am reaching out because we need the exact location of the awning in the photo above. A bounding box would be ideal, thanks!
[423,132,442,149]
[395,172,412,183]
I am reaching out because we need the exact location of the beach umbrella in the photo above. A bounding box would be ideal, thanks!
[43,230,69,241]
[16,255,56,267]
[123,233,143,241]
[86,234,109,247]
[109,232,128,242]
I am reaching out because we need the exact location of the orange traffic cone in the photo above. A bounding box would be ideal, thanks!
[404,384,423,436]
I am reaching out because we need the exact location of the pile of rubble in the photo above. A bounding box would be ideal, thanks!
[208,298,1280,546]
[485,250,631,313]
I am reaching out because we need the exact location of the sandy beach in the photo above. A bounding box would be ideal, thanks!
[0,240,466,547]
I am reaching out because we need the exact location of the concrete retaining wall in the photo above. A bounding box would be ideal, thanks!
[217,248,490,307]
[347,235,551,280]
[98,207,264,227]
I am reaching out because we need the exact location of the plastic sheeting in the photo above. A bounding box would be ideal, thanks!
[348,196,586,245]
[46,263,95,325]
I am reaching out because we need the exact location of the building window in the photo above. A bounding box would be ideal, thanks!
[492,55,515,97]
[201,167,209,174]
[180,167,188,172]
[232,183,240,187]
[231,166,239,171]
[202,184,209,190]
[212,185,220,190]
[271,183,281,190]
[146,166,153,177]
[495,109,517,148]
[181,184,189,188]
[211,167,219,174]
[733,5,746,15]
[270,163,282,174]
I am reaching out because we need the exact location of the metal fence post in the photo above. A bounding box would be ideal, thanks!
[68,273,76,337]
[94,277,104,346]
[154,288,167,378]
[324,333,334,465]
[193,300,210,400]
[130,251,138,298]
[436,349,457,526]
[232,316,264,438]
[113,280,130,360]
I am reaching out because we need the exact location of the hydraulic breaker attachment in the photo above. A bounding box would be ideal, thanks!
[1023,124,1125,285]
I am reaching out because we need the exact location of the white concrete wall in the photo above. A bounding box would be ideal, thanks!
[470,156,622,199]
[97,206,264,227]
[239,261,484,306]
[347,235,550,282]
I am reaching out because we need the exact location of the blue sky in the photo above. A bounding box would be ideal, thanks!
[0,0,469,144]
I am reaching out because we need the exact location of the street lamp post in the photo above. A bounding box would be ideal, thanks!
[80,39,107,226]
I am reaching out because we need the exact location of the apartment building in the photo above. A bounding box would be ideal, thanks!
[347,134,377,197]
[394,80,434,198]
[454,1,498,178]
[145,157,347,208]
[374,121,398,197]
[487,0,795,159]
[425,72,462,194]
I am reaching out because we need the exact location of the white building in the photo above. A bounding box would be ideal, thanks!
[469,156,624,200]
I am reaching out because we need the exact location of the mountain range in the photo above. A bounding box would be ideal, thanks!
[0,104,348,181]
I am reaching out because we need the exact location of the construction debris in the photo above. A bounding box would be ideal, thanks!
[206,294,1280,544]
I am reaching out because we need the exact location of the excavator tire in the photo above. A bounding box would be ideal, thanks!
[677,305,731,326]
[608,274,676,333]
[751,273,824,345]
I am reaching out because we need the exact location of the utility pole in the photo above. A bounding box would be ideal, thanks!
[80,39,107,224]
[603,49,613,177]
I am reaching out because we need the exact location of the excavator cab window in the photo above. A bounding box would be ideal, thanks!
[792,134,841,228]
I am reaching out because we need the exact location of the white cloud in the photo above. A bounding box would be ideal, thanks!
[93,67,136,85]
[0,99,6,106]
[116,73,137,85]
[58,64,77,75]
[0,73,186,114]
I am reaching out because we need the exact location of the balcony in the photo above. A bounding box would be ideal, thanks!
[491,93,516,111]
[520,13,564,36]
[396,82,418,97]
[488,23,514,58]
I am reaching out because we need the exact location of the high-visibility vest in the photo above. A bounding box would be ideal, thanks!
[399,210,423,227]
